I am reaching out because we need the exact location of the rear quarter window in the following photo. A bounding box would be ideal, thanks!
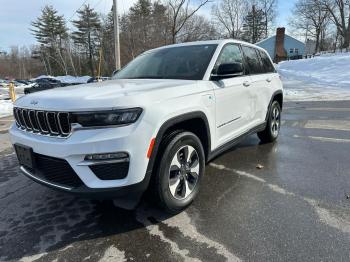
[241,46,265,75]
[258,50,276,73]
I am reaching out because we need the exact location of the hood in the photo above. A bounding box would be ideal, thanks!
[15,79,198,111]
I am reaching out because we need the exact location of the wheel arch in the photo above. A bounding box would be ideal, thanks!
[273,91,283,109]
[266,90,283,121]
[146,111,211,176]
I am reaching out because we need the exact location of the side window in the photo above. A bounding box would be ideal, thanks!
[241,46,264,75]
[214,44,244,73]
[258,50,275,73]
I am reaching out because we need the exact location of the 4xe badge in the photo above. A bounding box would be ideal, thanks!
[30,100,38,105]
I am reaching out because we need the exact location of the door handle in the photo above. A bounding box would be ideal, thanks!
[243,81,251,87]
[266,78,272,83]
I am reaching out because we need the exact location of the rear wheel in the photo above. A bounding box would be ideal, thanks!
[258,101,281,143]
[153,131,205,213]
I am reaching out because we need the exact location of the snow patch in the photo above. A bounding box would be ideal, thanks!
[163,211,241,262]
[33,75,91,84]
[99,246,127,262]
[304,198,350,234]
[0,100,13,118]
[278,53,350,89]
[136,208,197,262]
[277,53,350,101]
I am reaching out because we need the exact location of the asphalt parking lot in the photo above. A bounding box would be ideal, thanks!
[0,100,350,262]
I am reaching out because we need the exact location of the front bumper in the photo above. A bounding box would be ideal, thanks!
[20,165,151,199]
[9,121,154,196]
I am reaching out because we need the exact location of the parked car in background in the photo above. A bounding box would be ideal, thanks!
[112,70,119,77]
[24,78,63,94]
[15,80,35,86]
[87,76,110,83]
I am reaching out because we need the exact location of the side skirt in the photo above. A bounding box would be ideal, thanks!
[207,122,266,162]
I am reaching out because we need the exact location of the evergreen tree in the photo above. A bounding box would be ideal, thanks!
[242,5,266,43]
[119,0,170,63]
[129,0,153,51]
[31,5,67,46]
[101,12,115,75]
[31,5,68,75]
[72,4,101,76]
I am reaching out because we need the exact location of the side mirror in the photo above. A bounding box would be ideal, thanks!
[211,63,244,80]
[112,70,119,77]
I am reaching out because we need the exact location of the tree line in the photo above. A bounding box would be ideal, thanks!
[290,0,350,53]
[0,0,349,79]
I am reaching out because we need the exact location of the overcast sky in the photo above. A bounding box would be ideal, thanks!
[0,0,295,52]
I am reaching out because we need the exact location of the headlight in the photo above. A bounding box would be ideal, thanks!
[71,108,142,127]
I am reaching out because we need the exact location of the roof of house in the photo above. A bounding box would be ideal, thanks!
[256,34,305,46]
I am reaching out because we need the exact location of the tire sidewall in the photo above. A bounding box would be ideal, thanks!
[157,132,205,211]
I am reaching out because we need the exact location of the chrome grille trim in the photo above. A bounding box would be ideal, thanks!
[57,112,70,135]
[21,109,32,131]
[46,112,60,135]
[29,110,39,132]
[14,107,71,138]
[13,108,21,127]
[17,108,25,129]
[36,111,49,134]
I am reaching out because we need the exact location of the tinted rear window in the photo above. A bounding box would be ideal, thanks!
[258,50,275,73]
[242,46,264,74]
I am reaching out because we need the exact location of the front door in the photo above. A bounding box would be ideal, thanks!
[212,44,254,147]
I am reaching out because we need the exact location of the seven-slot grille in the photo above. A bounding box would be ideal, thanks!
[14,107,71,137]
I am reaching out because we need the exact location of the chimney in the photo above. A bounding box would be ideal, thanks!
[275,27,287,63]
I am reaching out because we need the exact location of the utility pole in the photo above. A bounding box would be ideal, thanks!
[113,0,121,70]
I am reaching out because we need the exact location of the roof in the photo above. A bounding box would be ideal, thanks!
[256,34,305,46]
[148,39,267,53]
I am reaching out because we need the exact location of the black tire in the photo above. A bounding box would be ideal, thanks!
[258,101,281,143]
[153,131,205,214]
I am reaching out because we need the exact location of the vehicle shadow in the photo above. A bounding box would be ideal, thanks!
[0,185,177,261]
[0,151,177,261]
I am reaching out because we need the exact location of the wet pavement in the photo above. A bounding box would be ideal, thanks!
[0,100,350,262]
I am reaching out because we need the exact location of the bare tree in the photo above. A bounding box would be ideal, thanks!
[258,0,278,37]
[242,4,266,43]
[290,0,330,52]
[321,0,350,48]
[0,46,45,79]
[167,0,211,43]
[211,0,248,39]
[176,14,219,42]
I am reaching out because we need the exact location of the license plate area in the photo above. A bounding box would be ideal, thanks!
[14,144,35,169]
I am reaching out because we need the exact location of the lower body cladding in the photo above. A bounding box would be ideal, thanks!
[9,124,154,201]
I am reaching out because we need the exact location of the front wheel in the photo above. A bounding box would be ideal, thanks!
[258,101,281,143]
[153,131,205,214]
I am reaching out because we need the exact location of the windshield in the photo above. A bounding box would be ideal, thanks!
[113,44,218,81]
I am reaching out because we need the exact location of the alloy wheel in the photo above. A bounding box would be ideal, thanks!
[168,145,200,200]
[271,106,281,137]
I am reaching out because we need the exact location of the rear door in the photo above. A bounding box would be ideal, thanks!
[241,46,270,124]
[258,49,279,120]
[211,44,254,147]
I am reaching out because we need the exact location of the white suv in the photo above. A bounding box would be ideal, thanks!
[10,40,283,213]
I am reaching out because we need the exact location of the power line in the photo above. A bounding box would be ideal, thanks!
[92,0,105,11]
[68,0,90,22]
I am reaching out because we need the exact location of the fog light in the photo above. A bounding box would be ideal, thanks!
[85,152,129,161]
